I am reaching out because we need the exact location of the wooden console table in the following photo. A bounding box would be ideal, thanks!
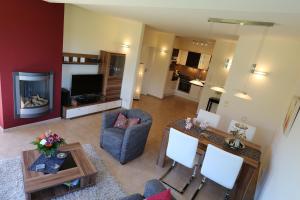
[22,143,97,200]
[157,119,261,200]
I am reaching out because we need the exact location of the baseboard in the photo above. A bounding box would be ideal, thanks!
[1,117,61,133]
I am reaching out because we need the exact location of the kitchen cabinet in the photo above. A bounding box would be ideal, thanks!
[175,79,203,102]
[186,51,201,68]
[198,54,211,69]
[189,84,202,100]
[176,50,188,65]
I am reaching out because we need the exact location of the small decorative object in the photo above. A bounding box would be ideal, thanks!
[35,164,45,172]
[283,96,300,135]
[72,56,78,62]
[57,152,67,159]
[64,179,80,189]
[32,130,66,158]
[71,99,78,106]
[192,118,198,126]
[199,121,209,130]
[226,123,247,149]
[80,57,85,63]
[185,117,193,130]
[63,56,69,62]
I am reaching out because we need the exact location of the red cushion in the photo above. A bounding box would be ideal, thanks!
[146,189,172,200]
[114,113,128,129]
[113,113,141,129]
[127,118,141,128]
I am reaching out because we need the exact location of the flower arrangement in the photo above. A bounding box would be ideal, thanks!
[32,131,65,157]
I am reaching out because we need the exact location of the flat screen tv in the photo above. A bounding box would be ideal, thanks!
[71,74,103,96]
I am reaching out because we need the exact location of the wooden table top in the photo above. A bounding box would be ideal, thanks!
[22,143,97,193]
[168,119,262,168]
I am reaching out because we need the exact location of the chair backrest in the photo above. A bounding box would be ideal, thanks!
[166,128,198,169]
[201,144,244,190]
[197,109,221,128]
[227,120,256,141]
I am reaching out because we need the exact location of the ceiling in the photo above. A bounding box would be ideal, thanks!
[46,0,300,40]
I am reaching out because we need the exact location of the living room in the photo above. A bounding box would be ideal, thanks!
[1,0,300,200]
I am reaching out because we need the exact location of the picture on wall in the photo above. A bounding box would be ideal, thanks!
[283,96,300,135]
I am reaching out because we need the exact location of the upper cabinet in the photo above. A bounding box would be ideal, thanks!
[173,49,211,70]
[186,52,201,68]
[198,54,211,70]
[176,50,188,65]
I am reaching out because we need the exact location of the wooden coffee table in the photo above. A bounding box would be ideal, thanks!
[22,143,97,200]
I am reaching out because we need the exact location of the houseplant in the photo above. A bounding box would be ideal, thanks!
[32,130,65,157]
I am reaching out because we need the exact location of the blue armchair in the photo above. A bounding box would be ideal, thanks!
[100,109,152,164]
[120,179,176,200]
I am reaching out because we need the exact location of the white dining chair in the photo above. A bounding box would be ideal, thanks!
[192,144,244,200]
[160,128,199,193]
[227,120,256,141]
[197,109,221,128]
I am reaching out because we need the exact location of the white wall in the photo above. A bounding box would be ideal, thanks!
[197,39,236,113]
[63,5,144,108]
[258,114,300,200]
[62,65,99,90]
[140,27,175,98]
[214,35,300,198]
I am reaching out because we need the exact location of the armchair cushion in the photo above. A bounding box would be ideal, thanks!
[147,189,171,200]
[101,128,125,159]
[114,113,129,129]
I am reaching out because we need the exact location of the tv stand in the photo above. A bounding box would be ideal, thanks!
[75,94,100,104]
[62,99,122,119]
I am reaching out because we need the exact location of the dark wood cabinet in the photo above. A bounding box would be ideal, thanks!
[99,51,125,101]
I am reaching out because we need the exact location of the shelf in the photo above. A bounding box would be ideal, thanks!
[62,52,99,65]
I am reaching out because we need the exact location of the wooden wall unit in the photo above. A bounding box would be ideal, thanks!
[100,51,125,101]
[62,52,99,65]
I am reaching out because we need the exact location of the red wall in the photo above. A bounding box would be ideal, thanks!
[0,0,64,129]
[0,76,3,128]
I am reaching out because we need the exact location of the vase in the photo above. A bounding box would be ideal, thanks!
[43,150,57,158]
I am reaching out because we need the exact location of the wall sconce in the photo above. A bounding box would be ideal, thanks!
[234,91,252,101]
[121,44,130,49]
[250,64,269,76]
[224,58,232,69]
[160,48,168,54]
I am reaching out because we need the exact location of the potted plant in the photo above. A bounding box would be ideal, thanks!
[32,131,65,158]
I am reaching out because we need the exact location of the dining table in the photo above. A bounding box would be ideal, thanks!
[156,119,261,200]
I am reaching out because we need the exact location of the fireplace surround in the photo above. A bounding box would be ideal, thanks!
[13,72,54,119]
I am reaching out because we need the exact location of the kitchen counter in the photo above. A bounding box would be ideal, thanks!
[189,79,205,87]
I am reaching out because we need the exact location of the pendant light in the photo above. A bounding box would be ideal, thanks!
[234,26,270,101]
[207,21,227,95]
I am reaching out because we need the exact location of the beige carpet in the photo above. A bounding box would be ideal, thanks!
[0,144,126,200]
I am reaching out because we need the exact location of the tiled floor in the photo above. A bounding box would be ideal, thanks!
[0,95,224,199]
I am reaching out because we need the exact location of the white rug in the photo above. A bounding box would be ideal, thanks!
[0,144,127,200]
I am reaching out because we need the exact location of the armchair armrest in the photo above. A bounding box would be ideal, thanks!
[120,121,152,164]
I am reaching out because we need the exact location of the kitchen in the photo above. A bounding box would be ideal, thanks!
[165,36,215,103]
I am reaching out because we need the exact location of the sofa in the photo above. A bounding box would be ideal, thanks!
[120,179,176,200]
[100,109,152,164]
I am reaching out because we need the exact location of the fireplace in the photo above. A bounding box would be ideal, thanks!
[13,72,53,118]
